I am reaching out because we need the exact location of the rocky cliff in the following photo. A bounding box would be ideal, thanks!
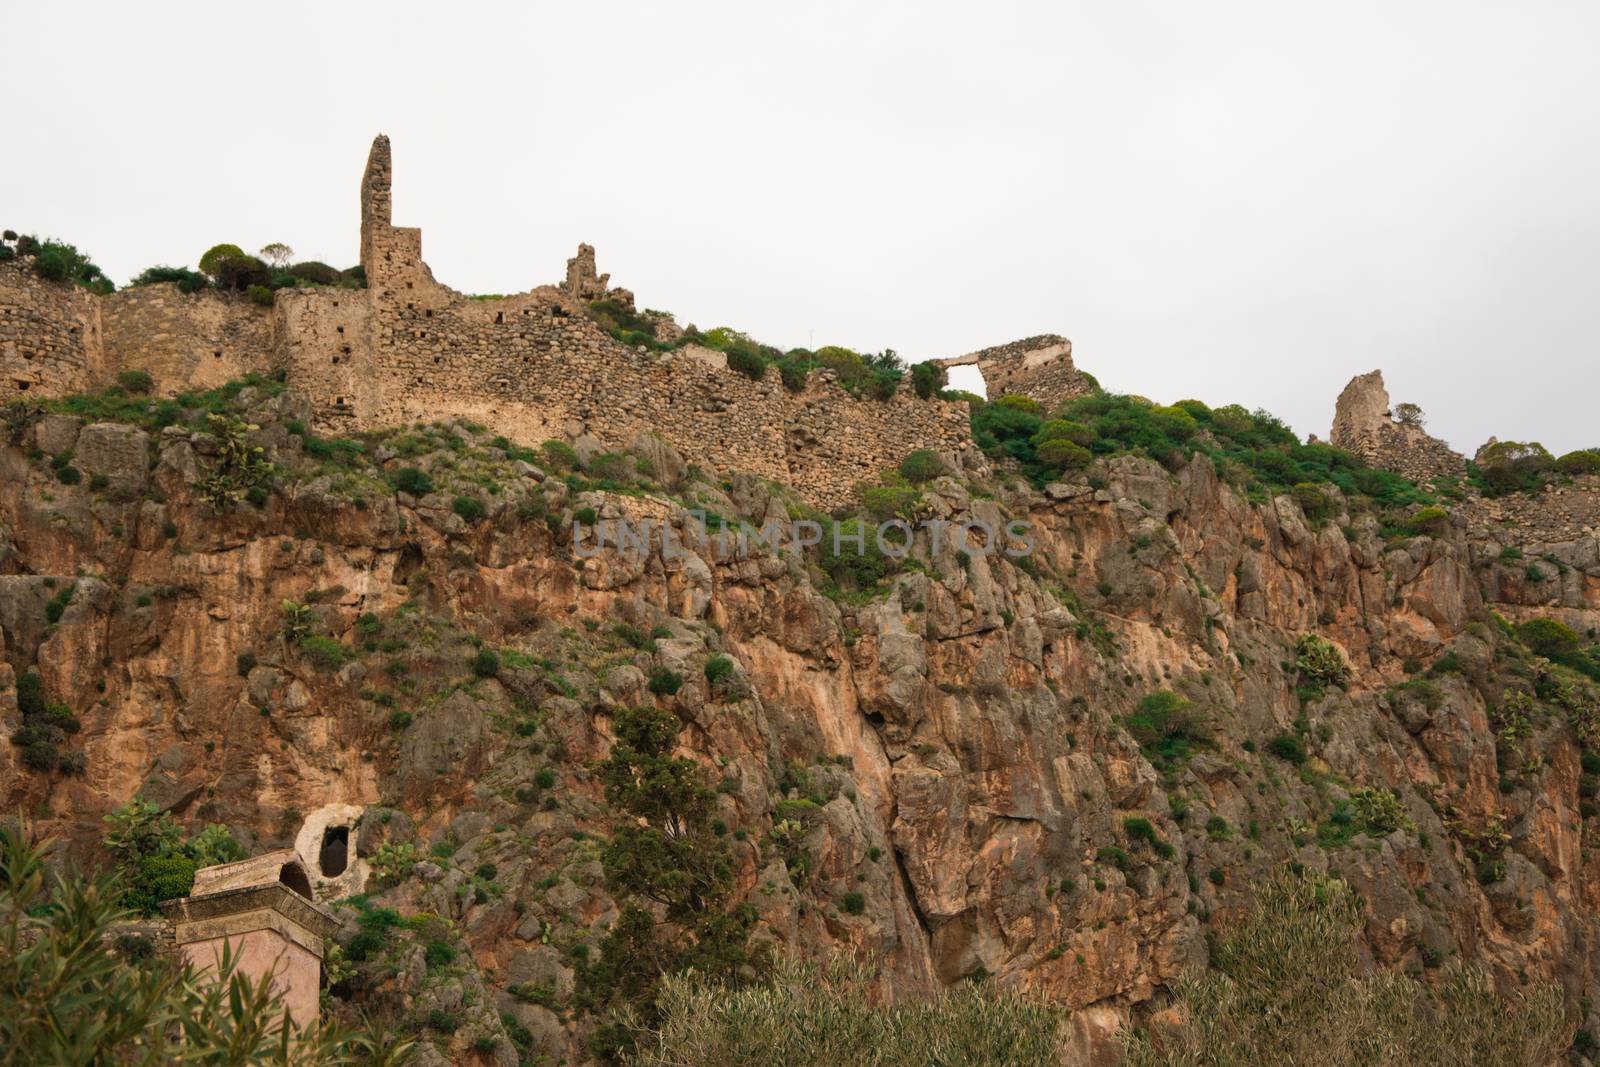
[3,380,1600,1065]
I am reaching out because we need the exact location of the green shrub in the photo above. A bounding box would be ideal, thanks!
[1266,733,1308,764]
[287,260,342,286]
[1295,634,1350,688]
[589,452,631,481]
[1036,438,1093,469]
[300,636,349,671]
[1122,868,1568,1066]
[390,466,434,496]
[473,648,502,677]
[648,668,684,696]
[452,495,486,522]
[540,439,579,471]
[898,449,945,485]
[117,370,154,394]
[841,891,866,915]
[33,249,68,281]
[1292,482,1333,520]
[1406,505,1451,536]
[130,265,208,294]
[198,243,246,277]
[22,739,60,772]
[637,957,1068,1067]
[1515,618,1580,658]
[723,345,766,381]
[704,654,734,686]
[1124,691,1210,769]
[388,710,413,731]
[857,471,922,520]
[54,464,81,486]
[1555,449,1600,476]
[424,940,456,969]
[910,361,947,399]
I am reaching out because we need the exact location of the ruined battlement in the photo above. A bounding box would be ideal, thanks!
[1329,370,1466,485]
[932,334,1093,411]
[0,135,989,509]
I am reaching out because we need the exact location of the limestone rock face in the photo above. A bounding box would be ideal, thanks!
[4,396,1600,1063]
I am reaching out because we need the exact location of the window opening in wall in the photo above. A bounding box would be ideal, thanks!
[341,345,352,355]
[425,309,433,318]
[213,350,222,359]
[334,396,347,406]
[336,325,344,334]
[319,826,349,877]
[406,282,413,289]
[279,862,313,899]
[15,381,29,391]
[495,312,503,324]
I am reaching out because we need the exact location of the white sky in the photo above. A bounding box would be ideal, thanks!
[4,1,1597,454]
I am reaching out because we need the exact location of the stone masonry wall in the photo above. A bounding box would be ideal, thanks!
[1461,475,1600,544]
[933,334,1093,412]
[0,259,103,399]
[3,135,971,509]
[100,284,276,395]
[1330,369,1466,485]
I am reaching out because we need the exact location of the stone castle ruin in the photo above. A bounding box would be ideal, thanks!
[4,136,1117,508]
[1329,369,1466,484]
[931,334,1094,412]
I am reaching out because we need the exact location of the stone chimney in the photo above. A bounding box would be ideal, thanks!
[162,850,341,1032]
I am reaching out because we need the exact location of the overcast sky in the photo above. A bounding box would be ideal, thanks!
[5,1,1596,454]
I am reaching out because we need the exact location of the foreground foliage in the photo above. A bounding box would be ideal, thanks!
[0,821,412,1065]
[632,957,1069,1067]
[1123,868,1572,1067]
[576,705,766,1062]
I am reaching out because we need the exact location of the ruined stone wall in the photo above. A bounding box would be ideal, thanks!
[0,259,102,399]
[2,260,276,402]
[100,284,276,395]
[329,134,973,508]
[327,275,969,507]
[1330,370,1465,485]
[3,135,975,509]
[934,334,1092,412]
[1462,476,1600,544]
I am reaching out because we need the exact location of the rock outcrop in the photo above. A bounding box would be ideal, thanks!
[3,387,1600,1064]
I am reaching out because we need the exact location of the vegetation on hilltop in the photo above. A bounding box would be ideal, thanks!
[586,300,944,401]
[1469,439,1600,497]
[970,389,1437,512]
[131,241,366,306]
[1,230,113,293]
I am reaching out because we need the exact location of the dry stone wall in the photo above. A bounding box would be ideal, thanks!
[0,260,102,398]
[100,284,275,394]
[1461,476,1600,544]
[2,136,975,509]
[1330,369,1466,484]
[933,334,1092,411]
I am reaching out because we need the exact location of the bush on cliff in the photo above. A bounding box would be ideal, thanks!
[130,265,209,294]
[1124,690,1211,771]
[576,704,765,1062]
[288,260,342,286]
[1122,868,1570,1066]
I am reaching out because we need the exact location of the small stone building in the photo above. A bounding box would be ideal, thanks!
[162,850,340,1032]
